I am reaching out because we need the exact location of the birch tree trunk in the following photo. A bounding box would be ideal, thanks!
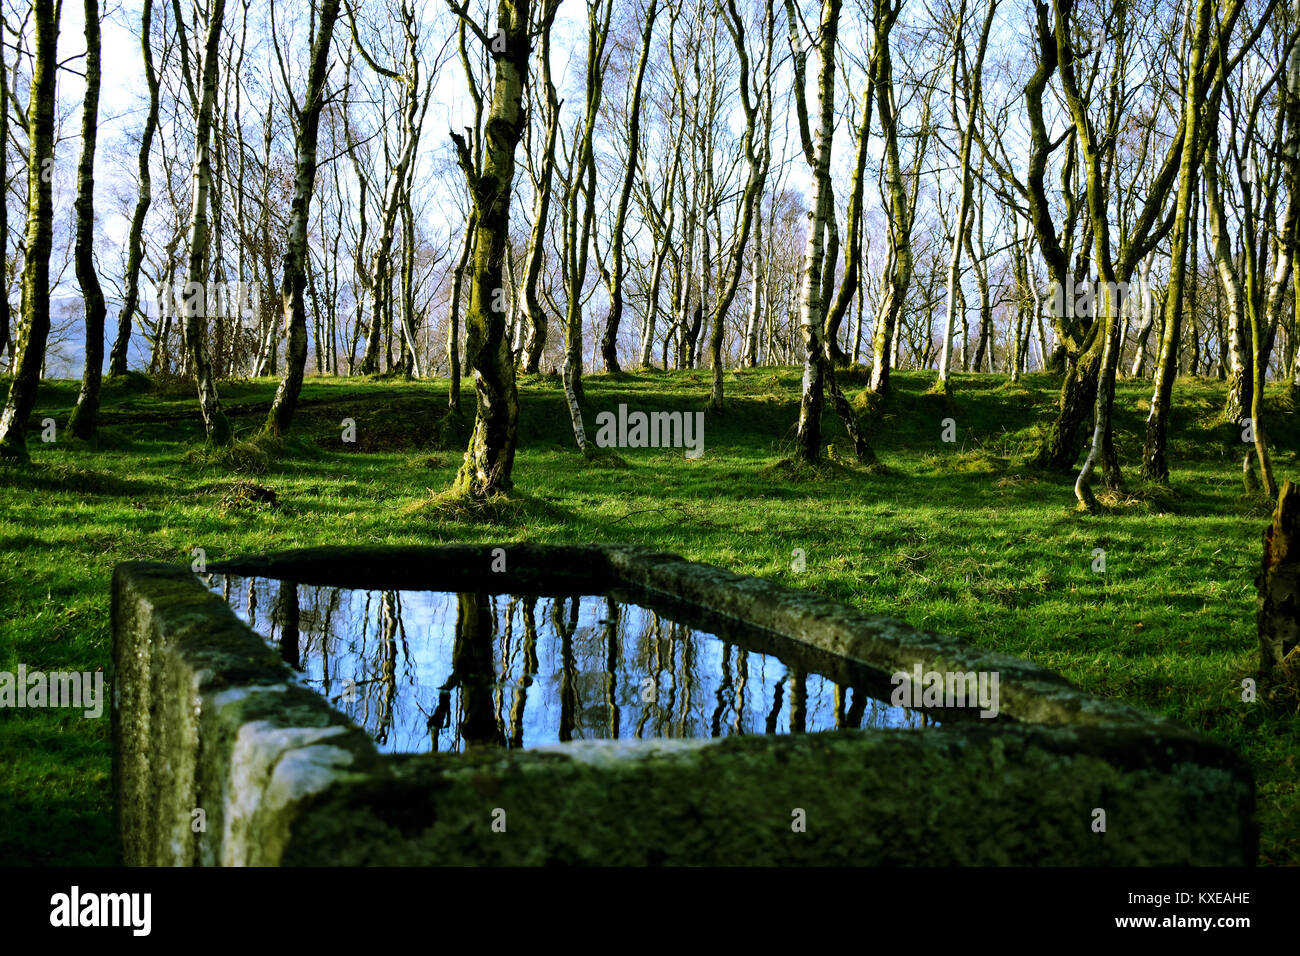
[867,0,911,400]
[264,0,342,437]
[1204,135,1248,423]
[790,0,840,463]
[560,0,613,451]
[824,74,875,370]
[938,0,995,388]
[68,0,108,439]
[0,0,57,460]
[449,0,532,498]
[1141,0,1221,484]
[743,212,764,368]
[1128,254,1156,377]
[709,0,772,412]
[520,1,561,375]
[181,0,232,446]
[0,23,8,364]
[967,189,992,372]
[599,0,658,373]
[447,213,474,409]
[1021,0,1097,472]
[107,0,161,376]
[357,4,424,376]
[638,132,681,368]
[1251,11,1300,496]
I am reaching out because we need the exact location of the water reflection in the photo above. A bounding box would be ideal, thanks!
[209,575,934,754]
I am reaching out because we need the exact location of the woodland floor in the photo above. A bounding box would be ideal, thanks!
[1,365,1297,865]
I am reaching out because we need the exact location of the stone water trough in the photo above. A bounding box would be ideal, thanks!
[112,544,1255,865]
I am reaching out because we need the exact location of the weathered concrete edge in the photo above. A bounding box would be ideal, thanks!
[603,545,1204,733]
[284,728,1255,865]
[111,562,385,865]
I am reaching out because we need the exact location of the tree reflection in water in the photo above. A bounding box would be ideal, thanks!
[210,575,933,754]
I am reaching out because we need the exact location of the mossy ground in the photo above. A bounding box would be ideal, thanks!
[1,367,1296,864]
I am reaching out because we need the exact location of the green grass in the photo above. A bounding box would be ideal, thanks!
[1,366,1297,865]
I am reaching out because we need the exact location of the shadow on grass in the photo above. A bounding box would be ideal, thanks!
[401,487,578,527]
[0,459,161,498]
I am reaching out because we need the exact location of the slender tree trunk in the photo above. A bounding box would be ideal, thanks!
[180,0,232,447]
[824,72,874,370]
[709,0,771,412]
[68,0,107,439]
[1204,137,1249,423]
[636,132,681,370]
[0,0,57,460]
[1141,0,1211,485]
[790,0,841,463]
[1128,254,1156,376]
[599,0,658,373]
[264,0,341,437]
[359,13,424,376]
[398,181,421,377]
[967,199,992,373]
[448,212,474,409]
[938,0,996,387]
[107,0,160,374]
[449,0,532,498]
[521,13,560,375]
[640,194,674,367]
[867,1,911,399]
[1253,21,1300,495]
[743,212,764,367]
[560,0,612,450]
[0,23,8,364]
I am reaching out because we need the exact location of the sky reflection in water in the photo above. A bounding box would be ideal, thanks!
[209,574,932,753]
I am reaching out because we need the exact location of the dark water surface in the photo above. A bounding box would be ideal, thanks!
[207,574,933,753]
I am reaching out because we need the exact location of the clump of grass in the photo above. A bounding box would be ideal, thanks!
[218,480,279,511]
[924,377,952,398]
[1236,489,1278,519]
[825,441,889,475]
[407,453,448,470]
[104,370,153,394]
[1093,488,1153,512]
[147,372,195,397]
[1090,479,1199,516]
[1009,423,1055,470]
[582,445,630,468]
[402,487,559,523]
[915,387,961,420]
[759,453,857,482]
[832,364,873,388]
[850,386,884,417]
[932,448,1006,475]
[1262,647,1300,715]
[183,432,277,475]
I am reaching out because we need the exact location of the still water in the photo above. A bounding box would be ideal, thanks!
[208,575,933,753]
